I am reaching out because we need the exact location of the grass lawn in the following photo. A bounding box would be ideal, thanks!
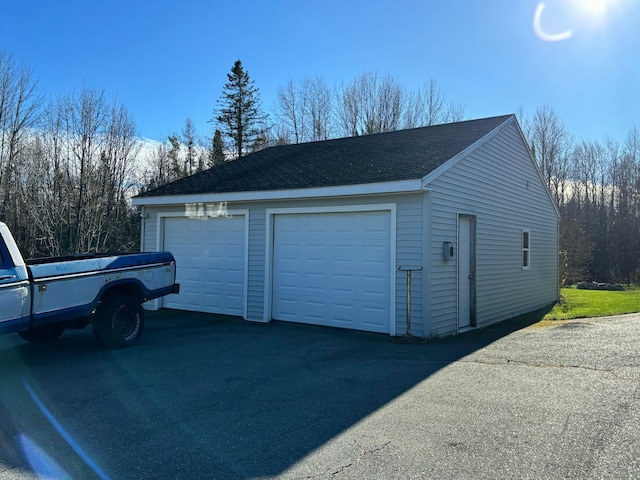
[544,285,640,320]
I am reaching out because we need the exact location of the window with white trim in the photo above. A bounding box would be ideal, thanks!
[522,230,530,269]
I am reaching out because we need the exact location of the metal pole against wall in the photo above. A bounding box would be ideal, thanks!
[397,266,423,341]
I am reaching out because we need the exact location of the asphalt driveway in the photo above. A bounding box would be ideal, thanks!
[0,310,639,479]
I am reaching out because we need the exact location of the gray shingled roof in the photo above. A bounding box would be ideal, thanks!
[137,115,513,198]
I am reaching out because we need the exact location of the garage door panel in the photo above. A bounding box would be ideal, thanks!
[362,244,389,258]
[275,299,298,320]
[330,273,356,293]
[272,210,391,334]
[226,270,244,284]
[277,270,299,287]
[163,216,245,316]
[184,291,201,308]
[362,274,388,291]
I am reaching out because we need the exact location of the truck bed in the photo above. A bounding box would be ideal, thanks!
[27,252,176,279]
[27,251,177,326]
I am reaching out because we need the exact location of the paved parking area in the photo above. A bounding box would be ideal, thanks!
[0,311,639,479]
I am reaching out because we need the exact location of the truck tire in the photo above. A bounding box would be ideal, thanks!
[93,296,144,349]
[18,323,66,343]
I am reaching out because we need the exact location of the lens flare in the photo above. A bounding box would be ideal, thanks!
[22,378,112,480]
[533,3,573,42]
[533,0,617,41]
[19,434,71,480]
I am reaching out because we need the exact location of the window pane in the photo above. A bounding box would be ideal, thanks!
[523,250,529,267]
[523,231,529,249]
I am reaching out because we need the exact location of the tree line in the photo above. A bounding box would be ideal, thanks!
[141,60,466,187]
[0,51,139,258]
[1,51,638,286]
[521,105,640,285]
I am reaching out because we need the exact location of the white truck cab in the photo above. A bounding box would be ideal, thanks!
[0,222,31,325]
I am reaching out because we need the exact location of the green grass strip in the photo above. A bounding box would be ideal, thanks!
[544,286,640,320]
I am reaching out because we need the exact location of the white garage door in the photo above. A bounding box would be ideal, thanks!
[163,216,245,316]
[272,210,391,333]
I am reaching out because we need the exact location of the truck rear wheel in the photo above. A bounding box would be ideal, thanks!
[93,296,144,349]
[18,323,66,343]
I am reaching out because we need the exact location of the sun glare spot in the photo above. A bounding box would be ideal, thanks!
[580,0,611,15]
[533,0,619,42]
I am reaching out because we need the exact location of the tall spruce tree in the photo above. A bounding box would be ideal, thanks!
[214,60,264,158]
[181,117,197,175]
[208,128,226,167]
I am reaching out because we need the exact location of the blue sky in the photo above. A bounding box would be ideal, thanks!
[2,0,638,142]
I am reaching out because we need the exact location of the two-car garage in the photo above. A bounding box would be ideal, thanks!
[135,115,561,339]
[160,208,394,334]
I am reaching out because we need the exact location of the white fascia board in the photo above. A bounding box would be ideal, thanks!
[421,116,513,188]
[131,179,423,206]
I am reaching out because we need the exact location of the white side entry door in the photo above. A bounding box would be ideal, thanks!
[458,215,476,330]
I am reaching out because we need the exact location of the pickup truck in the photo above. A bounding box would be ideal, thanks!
[0,222,179,349]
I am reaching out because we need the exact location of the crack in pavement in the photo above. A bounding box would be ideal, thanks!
[460,357,640,383]
[329,440,392,477]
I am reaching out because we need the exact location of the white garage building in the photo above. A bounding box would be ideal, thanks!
[132,115,559,338]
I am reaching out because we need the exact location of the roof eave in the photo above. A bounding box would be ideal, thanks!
[131,179,424,206]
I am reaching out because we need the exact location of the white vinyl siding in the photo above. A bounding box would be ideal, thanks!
[141,208,158,253]
[426,121,558,336]
[246,208,266,322]
[395,197,425,336]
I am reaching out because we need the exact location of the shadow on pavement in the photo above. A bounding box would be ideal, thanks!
[0,306,551,479]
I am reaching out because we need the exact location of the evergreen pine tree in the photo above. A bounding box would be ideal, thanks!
[214,60,264,158]
[181,118,197,175]
[208,129,226,167]
[167,134,183,179]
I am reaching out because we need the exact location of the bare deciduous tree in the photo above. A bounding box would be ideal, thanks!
[275,79,307,144]
[276,72,466,141]
[403,79,465,128]
[275,76,333,143]
[14,87,140,256]
[304,76,332,141]
[0,50,42,235]
[336,72,404,136]
[526,104,572,206]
